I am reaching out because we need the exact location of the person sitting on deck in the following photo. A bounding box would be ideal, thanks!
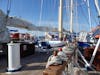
[46,50,62,68]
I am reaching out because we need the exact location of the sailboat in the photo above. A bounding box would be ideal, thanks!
[0,9,39,43]
[0,9,62,43]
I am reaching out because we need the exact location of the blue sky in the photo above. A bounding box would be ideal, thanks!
[0,0,99,34]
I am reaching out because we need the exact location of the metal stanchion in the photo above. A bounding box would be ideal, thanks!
[7,41,21,72]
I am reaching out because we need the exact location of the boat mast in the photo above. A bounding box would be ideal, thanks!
[70,0,73,33]
[58,0,63,40]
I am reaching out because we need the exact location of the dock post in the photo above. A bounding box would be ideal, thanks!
[7,41,21,72]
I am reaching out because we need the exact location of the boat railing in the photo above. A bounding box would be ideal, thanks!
[75,38,100,71]
[89,38,100,65]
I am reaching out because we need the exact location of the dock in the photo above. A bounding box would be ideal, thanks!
[0,50,100,75]
[0,51,52,75]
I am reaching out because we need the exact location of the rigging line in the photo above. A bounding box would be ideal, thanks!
[77,0,86,6]
[6,0,11,16]
[80,4,89,25]
[65,0,70,30]
[86,0,98,27]
[53,0,57,9]
[94,0,100,24]
[48,0,56,26]
[53,0,57,16]
[93,3,99,24]
[51,0,57,27]
[89,0,99,25]
[64,0,86,8]
[90,10,98,25]
[39,0,43,27]
[5,0,12,26]
[65,0,67,29]
[84,0,98,27]
[76,0,79,32]
[86,0,92,31]
[92,16,98,27]
[94,0,100,16]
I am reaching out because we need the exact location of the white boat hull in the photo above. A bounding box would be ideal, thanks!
[48,41,66,47]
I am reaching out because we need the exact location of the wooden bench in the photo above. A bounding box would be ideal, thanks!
[43,61,67,75]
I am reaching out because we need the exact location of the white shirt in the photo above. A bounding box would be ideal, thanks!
[46,55,62,68]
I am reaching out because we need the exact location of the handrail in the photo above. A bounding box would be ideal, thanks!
[77,49,90,67]
[78,59,96,71]
[89,38,100,65]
